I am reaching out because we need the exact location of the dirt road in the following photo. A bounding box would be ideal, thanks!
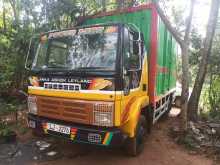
[36,118,213,165]
[0,111,215,165]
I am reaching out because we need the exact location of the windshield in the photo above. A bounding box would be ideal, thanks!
[32,26,118,71]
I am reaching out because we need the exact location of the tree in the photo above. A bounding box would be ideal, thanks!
[154,0,195,131]
[117,0,124,9]
[102,0,106,11]
[188,0,220,121]
[8,0,20,28]
[0,0,98,94]
[2,0,6,32]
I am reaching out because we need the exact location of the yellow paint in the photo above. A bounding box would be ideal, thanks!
[70,134,76,140]
[43,128,48,134]
[120,96,149,137]
[114,100,121,126]
[28,88,116,101]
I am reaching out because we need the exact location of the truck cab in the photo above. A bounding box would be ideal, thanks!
[26,23,149,156]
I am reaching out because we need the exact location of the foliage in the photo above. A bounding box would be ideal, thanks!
[0,102,16,116]
[199,32,220,121]
[0,55,16,92]
[0,121,13,137]
[208,77,220,116]
[201,76,220,121]
[189,28,202,85]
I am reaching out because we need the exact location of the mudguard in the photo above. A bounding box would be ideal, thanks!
[121,96,149,137]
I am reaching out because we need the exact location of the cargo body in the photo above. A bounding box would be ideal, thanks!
[26,3,178,156]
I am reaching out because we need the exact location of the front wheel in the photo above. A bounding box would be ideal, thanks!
[124,115,147,156]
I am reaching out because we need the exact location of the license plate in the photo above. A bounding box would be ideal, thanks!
[47,123,70,135]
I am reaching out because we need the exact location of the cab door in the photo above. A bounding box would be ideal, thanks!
[120,27,143,124]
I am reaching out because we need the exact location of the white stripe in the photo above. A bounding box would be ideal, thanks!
[28,86,120,94]
[28,86,142,95]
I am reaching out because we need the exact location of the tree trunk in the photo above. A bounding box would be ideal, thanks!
[153,1,184,48]
[179,44,190,131]
[117,0,124,9]
[208,70,214,112]
[178,0,195,131]
[128,0,136,7]
[188,0,220,121]
[102,0,106,12]
[9,0,19,28]
[2,1,6,32]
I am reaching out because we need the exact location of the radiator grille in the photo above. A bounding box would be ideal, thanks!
[37,96,92,124]
[44,82,81,91]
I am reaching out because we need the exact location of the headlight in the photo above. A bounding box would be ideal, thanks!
[93,103,114,127]
[28,96,38,115]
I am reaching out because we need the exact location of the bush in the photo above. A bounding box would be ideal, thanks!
[0,56,16,94]
[201,76,220,121]
[208,76,220,120]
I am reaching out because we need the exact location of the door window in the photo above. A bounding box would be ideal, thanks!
[124,30,141,71]
[123,27,143,89]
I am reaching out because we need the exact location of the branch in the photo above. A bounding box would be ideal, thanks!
[153,1,183,46]
[2,1,6,32]
[184,0,195,43]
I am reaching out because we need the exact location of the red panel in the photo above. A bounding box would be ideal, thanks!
[148,5,158,107]
[121,97,137,123]
[157,66,169,73]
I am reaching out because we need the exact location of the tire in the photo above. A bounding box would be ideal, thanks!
[146,106,153,133]
[124,115,147,156]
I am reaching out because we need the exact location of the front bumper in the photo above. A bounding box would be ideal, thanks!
[28,114,126,147]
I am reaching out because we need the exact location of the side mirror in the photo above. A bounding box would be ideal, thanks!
[124,52,131,71]
[25,36,39,70]
[123,69,130,96]
[123,76,130,96]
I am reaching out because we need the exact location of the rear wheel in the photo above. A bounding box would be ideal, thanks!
[125,115,147,156]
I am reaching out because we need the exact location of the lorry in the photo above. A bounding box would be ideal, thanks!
[26,3,178,156]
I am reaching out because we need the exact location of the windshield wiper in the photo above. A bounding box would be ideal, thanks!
[75,67,109,70]
[45,66,69,69]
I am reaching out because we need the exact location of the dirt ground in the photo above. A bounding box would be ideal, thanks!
[0,108,216,165]
[34,113,214,165]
